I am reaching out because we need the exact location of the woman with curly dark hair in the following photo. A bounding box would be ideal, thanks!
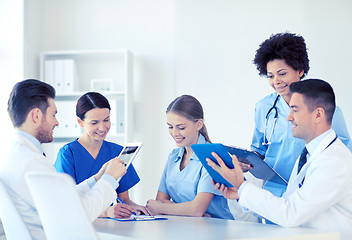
[247,32,351,199]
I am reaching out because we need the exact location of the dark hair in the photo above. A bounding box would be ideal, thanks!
[7,79,56,127]
[290,79,335,124]
[76,92,110,120]
[253,32,310,78]
[166,95,211,143]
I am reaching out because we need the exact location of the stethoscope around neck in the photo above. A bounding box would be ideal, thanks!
[262,95,280,146]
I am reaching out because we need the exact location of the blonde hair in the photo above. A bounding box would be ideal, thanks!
[166,95,211,143]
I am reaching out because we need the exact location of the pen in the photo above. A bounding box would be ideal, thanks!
[116,197,126,204]
[116,197,137,216]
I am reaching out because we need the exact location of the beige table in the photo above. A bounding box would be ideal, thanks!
[94,215,339,240]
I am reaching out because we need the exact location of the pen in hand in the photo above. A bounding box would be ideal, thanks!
[116,197,137,216]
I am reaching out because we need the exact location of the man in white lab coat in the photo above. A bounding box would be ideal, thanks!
[0,79,127,240]
[208,79,352,240]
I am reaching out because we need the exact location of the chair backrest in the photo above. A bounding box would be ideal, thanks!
[0,180,32,240]
[25,172,99,240]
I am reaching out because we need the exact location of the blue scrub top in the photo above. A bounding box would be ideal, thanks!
[55,140,140,194]
[251,92,352,197]
[159,134,234,220]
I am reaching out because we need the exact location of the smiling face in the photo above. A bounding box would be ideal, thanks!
[287,93,315,143]
[266,59,304,103]
[78,108,111,142]
[36,98,59,143]
[167,112,203,148]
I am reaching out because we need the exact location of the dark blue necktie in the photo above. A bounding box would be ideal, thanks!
[297,147,308,174]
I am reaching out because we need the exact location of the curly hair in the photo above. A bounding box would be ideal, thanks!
[253,32,310,78]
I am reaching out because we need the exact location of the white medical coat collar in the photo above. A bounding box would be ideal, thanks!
[305,129,333,160]
[287,129,336,192]
[15,129,44,155]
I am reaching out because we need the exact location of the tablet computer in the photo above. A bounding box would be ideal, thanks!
[191,143,235,187]
[118,142,143,169]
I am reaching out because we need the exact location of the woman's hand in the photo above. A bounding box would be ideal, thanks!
[238,160,253,172]
[133,205,152,216]
[146,199,162,216]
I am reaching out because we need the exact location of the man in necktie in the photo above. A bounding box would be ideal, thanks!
[208,79,352,240]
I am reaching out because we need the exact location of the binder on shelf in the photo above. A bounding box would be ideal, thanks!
[54,59,65,94]
[45,59,77,94]
[63,59,76,93]
[44,60,55,86]
[116,97,125,134]
[109,99,117,135]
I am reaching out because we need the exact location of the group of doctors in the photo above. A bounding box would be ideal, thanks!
[1,32,352,240]
[54,32,352,220]
[54,32,352,228]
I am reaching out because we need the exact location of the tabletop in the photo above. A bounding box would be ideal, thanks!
[93,215,339,240]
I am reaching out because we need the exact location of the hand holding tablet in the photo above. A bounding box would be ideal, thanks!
[118,142,143,169]
[116,142,143,182]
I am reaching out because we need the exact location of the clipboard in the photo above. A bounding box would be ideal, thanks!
[191,143,235,187]
[224,145,287,186]
[103,215,168,222]
[192,143,288,187]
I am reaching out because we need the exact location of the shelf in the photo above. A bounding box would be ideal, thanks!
[40,49,133,146]
[55,91,125,99]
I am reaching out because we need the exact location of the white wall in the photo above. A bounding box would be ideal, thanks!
[174,0,352,147]
[24,0,352,204]
[0,0,23,167]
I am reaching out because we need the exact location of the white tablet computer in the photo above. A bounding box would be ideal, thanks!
[118,142,143,169]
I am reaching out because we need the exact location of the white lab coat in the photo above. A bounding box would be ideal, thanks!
[239,130,352,240]
[0,132,117,240]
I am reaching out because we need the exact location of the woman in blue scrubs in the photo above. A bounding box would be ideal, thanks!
[248,32,351,198]
[55,92,149,217]
[146,95,234,219]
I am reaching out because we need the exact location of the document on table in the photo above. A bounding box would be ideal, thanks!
[103,215,168,222]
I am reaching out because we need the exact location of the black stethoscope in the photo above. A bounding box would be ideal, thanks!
[262,95,280,146]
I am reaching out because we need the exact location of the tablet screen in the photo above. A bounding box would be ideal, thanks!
[119,146,139,167]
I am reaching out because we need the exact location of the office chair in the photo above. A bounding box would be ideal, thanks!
[25,172,99,240]
[0,180,32,240]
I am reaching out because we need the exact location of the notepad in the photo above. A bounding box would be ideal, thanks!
[104,215,168,222]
